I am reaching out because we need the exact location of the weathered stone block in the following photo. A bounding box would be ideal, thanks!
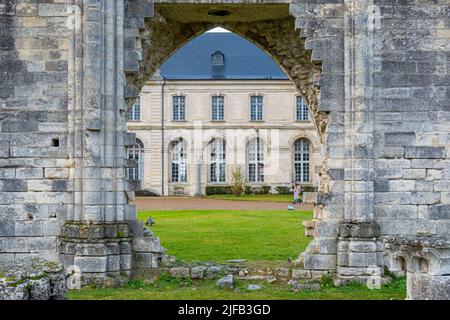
[15,221,43,237]
[405,146,445,159]
[170,267,190,278]
[292,269,311,279]
[191,266,205,279]
[0,222,15,237]
[44,168,69,179]
[429,205,450,220]
[303,254,336,271]
[348,252,378,267]
[74,256,108,273]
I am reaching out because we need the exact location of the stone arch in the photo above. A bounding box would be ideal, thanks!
[121,0,347,272]
[124,9,327,147]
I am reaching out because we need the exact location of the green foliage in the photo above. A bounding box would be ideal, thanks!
[68,276,407,300]
[262,186,271,194]
[300,185,317,192]
[231,167,245,196]
[276,186,291,195]
[205,185,233,195]
[320,275,335,289]
[243,186,271,195]
[208,194,294,203]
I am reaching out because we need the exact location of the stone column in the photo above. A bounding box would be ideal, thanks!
[59,0,164,286]
[336,0,383,285]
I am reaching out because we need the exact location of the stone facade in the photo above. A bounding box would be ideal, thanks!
[128,78,322,196]
[0,0,449,299]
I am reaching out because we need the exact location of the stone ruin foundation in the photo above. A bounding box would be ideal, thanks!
[0,258,67,300]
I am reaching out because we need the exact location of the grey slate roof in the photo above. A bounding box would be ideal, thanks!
[159,32,288,80]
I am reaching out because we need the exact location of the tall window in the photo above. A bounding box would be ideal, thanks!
[128,99,140,121]
[209,139,226,183]
[127,139,144,187]
[250,95,263,121]
[248,137,264,183]
[211,96,224,121]
[293,138,310,183]
[171,139,187,183]
[173,96,186,121]
[296,96,309,121]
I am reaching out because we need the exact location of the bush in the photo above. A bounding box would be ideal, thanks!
[205,186,233,195]
[231,167,245,196]
[262,186,271,194]
[276,186,291,194]
[243,185,271,195]
[300,185,317,192]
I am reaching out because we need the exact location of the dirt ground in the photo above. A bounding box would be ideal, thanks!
[132,196,314,211]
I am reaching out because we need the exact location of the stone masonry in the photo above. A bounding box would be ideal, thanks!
[0,0,450,299]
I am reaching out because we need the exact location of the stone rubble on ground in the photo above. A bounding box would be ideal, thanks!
[0,258,67,300]
[145,217,155,226]
[247,284,262,291]
[217,274,234,288]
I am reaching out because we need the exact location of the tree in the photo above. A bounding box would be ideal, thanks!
[231,167,245,196]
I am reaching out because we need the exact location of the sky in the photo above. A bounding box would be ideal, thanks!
[206,27,231,33]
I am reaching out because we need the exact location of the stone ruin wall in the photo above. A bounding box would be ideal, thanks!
[0,0,449,299]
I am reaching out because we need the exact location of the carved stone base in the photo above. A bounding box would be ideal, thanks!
[407,273,450,300]
[384,235,450,300]
[336,221,384,282]
[58,221,165,287]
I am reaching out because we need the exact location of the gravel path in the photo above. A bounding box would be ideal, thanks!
[133,197,314,211]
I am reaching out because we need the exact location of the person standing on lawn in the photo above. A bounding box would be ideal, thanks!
[293,184,301,205]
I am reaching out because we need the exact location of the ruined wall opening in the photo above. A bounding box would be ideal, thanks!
[124,3,330,267]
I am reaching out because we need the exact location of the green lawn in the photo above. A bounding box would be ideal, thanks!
[138,210,313,262]
[68,275,406,300]
[68,209,407,300]
[207,194,295,203]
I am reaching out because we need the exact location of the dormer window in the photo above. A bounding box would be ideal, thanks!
[212,51,224,66]
[212,51,225,79]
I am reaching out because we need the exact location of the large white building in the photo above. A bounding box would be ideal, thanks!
[127,32,322,196]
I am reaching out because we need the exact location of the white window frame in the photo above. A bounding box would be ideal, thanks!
[128,99,141,121]
[250,95,264,122]
[296,96,309,121]
[211,96,225,121]
[293,138,310,183]
[173,96,186,121]
[247,137,264,183]
[171,139,187,183]
[209,138,226,183]
[127,139,144,188]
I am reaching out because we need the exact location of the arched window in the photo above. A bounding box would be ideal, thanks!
[209,138,226,183]
[293,138,310,183]
[171,139,187,183]
[248,137,264,183]
[127,139,144,187]
[296,96,309,121]
[128,98,141,121]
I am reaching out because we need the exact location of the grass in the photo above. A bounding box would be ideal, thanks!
[207,194,295,203]
[68,208,407,300]
[68,274,406,300]
[137,210,313,262]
